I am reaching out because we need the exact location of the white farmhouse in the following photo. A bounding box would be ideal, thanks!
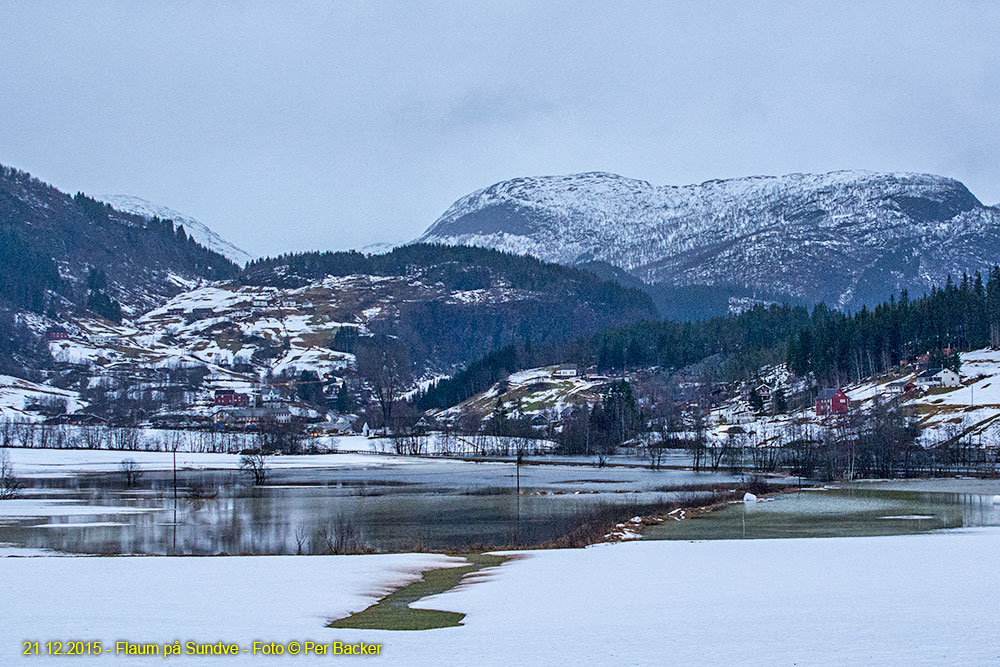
[914,367,961,388]
[552,364,579,378]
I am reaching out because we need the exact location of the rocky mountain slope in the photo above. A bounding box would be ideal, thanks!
[419,170,1000,315]
[96,194,253,266]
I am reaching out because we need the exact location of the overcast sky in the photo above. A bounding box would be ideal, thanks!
[1,1,998,258]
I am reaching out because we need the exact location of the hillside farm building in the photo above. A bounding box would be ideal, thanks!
[914,368,961,388]
[553,364,579,378]
[214,389,250,407]
[816,388,850,416]
[213,406,292,430]
[46,326,69,341]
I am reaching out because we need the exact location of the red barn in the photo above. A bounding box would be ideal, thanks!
[46,326,69,341]
[816,388,849,416]
[214,389,250,407]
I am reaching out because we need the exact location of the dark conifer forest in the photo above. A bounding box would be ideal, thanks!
[417,268,1000,409]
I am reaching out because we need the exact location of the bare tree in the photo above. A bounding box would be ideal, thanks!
[313,513,366,554]
[709,435,733,472]
[110,425,143,451]
[14,421,35,448]
[79,425,106,450]
[239,449,269,485]
[0,418,13,447]
[355,336,412,433]
[644,431,668,470]
[294,525,308,555]
[0,450,24,500]
[118,458,143,487]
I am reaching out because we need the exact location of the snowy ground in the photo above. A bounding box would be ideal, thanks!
[3,530,998,665]
[0,375,86,421]
[1,552,464,664]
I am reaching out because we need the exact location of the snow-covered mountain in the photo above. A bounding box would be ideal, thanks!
[97,195,253,266]
[418,171,1000,312]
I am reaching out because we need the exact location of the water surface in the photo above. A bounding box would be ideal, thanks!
[1,460,739,554]
[643,484,1000,541]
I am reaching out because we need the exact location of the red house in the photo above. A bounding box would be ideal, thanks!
[46,326,70,341]
[214,389,250,407]
[815,388,849,416]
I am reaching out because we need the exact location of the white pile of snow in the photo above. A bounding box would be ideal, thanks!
[2,552,464,664]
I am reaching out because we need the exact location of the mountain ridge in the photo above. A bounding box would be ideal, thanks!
[418,170,1000,315]
[96,194,253,266]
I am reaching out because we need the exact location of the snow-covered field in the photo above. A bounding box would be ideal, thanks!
[0,435,559,478]
[4,530,998,665]
[1,552,464,664]
[0,375,86,422]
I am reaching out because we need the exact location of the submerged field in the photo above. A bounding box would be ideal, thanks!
[0,447,745,555]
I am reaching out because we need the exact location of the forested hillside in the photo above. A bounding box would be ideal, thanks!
[0,165,239,318]
[242,244,657,370]
[419,268,1000,409]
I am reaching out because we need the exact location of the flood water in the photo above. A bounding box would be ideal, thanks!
[643,483,1000,541]
[8,454,997,554]
[0,460,741,555]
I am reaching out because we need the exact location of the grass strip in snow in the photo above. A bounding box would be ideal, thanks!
[328,553,508,630]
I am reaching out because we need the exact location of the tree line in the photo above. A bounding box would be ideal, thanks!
[418,268,1000,411]
[787,271,1000,384]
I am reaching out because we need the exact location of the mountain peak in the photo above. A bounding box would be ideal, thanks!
[96,195,253,266]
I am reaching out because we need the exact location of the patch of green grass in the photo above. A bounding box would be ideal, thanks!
[327,554,508,631]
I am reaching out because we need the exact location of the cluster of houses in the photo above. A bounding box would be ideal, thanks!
[211,387,293,430]
[814,366,963,417]
[46,326,122,346]
[208,385,354,435]
[884,367,961,395]
[718,381,850,423]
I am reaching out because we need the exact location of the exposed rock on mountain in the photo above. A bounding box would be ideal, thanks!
[419,170,1000,315]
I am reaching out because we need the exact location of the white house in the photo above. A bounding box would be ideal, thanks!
[89,333,119,346]
[914,368,961,388]
[884,380,914,395]
[552,364,579,378]
[721,403,755,425]
[261,386,284,405]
